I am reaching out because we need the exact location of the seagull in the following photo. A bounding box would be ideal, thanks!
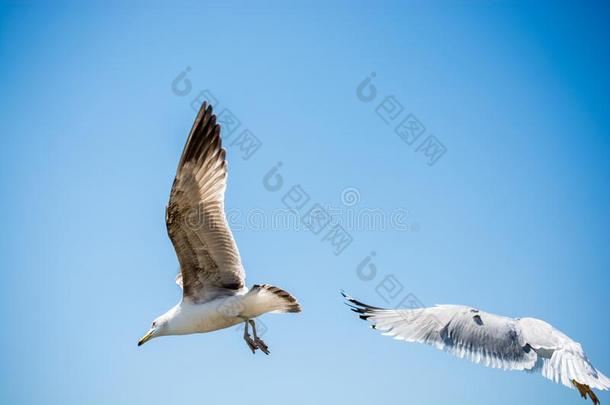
[138,102,301,354]
[342,292,608,404]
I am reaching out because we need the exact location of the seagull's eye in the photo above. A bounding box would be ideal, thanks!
[152,321,157,328]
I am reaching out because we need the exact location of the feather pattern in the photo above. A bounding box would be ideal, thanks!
[166,102,245,303]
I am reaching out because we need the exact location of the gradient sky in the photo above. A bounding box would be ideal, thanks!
[1,1,609,404]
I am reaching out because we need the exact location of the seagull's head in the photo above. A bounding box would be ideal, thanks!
[138,316,168,346]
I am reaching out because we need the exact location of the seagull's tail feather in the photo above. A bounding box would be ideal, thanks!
[241,284,301,317]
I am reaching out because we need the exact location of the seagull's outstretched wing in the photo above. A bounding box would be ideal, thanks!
[343,293,609,397]
[166,102,244,303]
[519,317,610,391]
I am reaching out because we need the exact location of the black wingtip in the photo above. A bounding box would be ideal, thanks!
[342,291,387,328]
[341,290,354,307]
[343,294,384,311]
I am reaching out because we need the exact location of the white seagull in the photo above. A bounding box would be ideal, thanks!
[343,292,608,404]
[138,102,301,354]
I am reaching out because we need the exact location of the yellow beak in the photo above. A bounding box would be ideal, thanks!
[138,329,154,346]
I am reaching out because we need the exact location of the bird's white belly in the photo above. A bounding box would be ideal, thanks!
[176,296,247,334]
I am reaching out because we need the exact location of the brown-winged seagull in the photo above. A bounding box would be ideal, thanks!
[138,102,301,354]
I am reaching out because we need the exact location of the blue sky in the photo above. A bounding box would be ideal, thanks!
[1,1,609,404]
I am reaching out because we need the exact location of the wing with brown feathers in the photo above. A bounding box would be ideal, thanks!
[166,102,245,303]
